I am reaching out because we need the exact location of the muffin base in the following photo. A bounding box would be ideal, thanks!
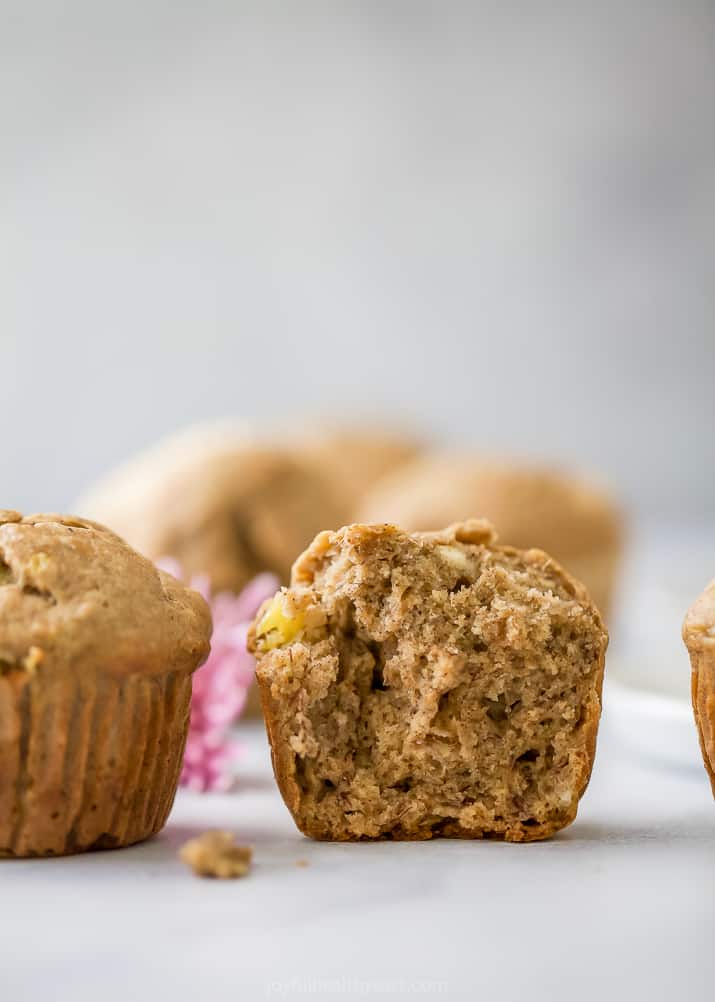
[0,668,192,857]
[690,649,715,797]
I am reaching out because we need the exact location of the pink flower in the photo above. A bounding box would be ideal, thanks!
[157,559,278,792]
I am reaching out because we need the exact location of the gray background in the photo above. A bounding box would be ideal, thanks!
[1,12,714,1002]
[2,2,714,519]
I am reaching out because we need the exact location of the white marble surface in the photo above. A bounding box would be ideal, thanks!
[2,712,713,1002]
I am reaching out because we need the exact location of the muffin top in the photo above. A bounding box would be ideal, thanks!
[358,454,621,561]
[0,511,211,678]
[683,579,715,653]
[76,423,349,593]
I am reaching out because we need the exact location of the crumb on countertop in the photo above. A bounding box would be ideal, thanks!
[179,830,253,879]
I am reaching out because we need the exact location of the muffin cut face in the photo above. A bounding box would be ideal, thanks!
[250,520,608,842]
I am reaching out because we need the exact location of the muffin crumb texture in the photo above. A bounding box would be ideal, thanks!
[250,520,608,843]
[180,831,253,879]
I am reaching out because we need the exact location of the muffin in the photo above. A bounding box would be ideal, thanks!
[683,580,715,796]
[358,455,622,618]
[0,512,211,857]
[76,424,348,593]
[297,426,423,510]
[249,520,608,842]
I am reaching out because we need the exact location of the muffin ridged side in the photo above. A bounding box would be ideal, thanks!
[0,668,193,856]
[0,512,211,856]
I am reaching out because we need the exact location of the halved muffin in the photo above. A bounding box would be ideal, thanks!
[249,520,608,842]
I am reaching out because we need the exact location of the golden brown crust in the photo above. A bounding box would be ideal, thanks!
[358,455,623,618]
[0,512,211,679]
[252,520,607,843]
[0,513,212,857]
[683,580,715,796]
[76,424,349,594]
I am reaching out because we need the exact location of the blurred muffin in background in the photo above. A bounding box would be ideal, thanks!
[293,424,423,510]
[358,453,623,619]
[76,423,347,593]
